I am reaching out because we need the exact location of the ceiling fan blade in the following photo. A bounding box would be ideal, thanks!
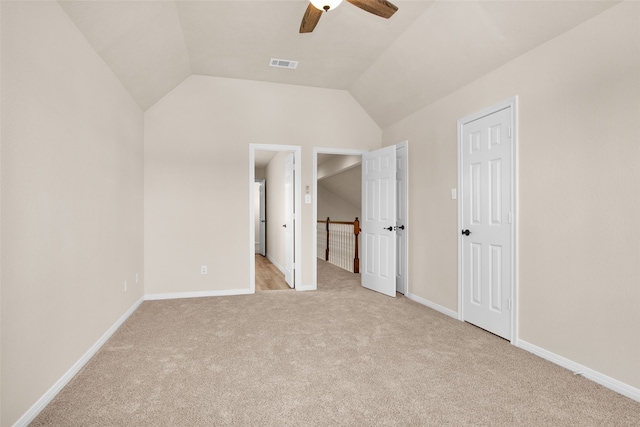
[347,0,398,19]
[300,3,323,33]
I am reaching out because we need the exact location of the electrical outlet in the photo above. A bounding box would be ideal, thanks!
[124,280,128,292]
[201,266,208,275]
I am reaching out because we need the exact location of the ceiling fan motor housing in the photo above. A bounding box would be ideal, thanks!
[301,0,397,34]
[310,0,343,12]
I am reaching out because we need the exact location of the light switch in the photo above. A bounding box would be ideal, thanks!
[305,194,311,204]
[451,189,457,200]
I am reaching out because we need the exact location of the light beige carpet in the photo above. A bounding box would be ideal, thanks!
[32,260,639,426]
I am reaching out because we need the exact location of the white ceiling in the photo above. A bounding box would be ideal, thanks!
[58,0,620,127]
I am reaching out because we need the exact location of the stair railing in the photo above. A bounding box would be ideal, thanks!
[316,217,360,273]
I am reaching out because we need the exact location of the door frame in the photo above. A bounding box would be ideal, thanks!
[395,141,409,295]
[249,144,302,293]
[284,152,295,288]
[312,147,369,291]
[255,179,266,256]
[457,96,519,343]
[312,145,409,293]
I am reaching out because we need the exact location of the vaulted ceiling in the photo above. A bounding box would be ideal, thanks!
[58,0,619,128]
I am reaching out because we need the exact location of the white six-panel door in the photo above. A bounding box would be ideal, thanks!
[362,146,397,297]
[461,106,513,339]
[258,180,266,257]
[284,152,295,288]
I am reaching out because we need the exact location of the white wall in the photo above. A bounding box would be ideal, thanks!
[1,2,144,425]
[317,155,361,180]
[382,1,640,391]
[317,183,361,221]
[144,75,381,295]
[317,156,362,221]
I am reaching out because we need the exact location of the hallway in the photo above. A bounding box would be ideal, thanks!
[255,254,291,291]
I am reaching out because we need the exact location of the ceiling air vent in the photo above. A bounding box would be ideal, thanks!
[270,58,298,69]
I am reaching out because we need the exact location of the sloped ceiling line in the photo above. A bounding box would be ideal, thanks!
[58,0,619,126]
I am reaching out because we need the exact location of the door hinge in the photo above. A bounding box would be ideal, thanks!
[508,298,512,310]
[508,126,512,139]
[508,212,512,224]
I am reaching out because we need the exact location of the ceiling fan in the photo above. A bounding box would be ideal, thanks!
[300,0,398,33]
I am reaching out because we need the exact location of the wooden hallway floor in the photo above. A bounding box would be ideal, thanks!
[255,254,291,291]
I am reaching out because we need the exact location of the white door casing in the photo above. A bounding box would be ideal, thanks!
[396,143,408,295]
[284,152,295,288]
[459,101,515,340]
[361,145,397,297]
[249,144,301,293]
[311,147,369,291]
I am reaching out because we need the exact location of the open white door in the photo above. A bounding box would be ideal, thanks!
[284,153,295,288]
[361,146,397,297]
[258,180,266,257]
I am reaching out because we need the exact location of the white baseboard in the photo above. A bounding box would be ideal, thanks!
[13,297,144,427]
[266,254,286,275]
[145,288,253,301]
[517,339,640,403]
[405,292,458,319]
[405,294,639,402]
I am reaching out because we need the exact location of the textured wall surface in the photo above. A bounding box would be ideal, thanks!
[1,2,144,425]
[144,75,380,295]
[383,1,640,391]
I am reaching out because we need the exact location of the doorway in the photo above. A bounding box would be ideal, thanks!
[312,144,408,295]
[458,97,518,341]
[313,148,367,290]
[249,144,301,293]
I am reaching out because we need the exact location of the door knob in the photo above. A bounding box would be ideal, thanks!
[282,224,287,228]
[396,225,405,230]
[461,229,471,236]
[383,226,393,231]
